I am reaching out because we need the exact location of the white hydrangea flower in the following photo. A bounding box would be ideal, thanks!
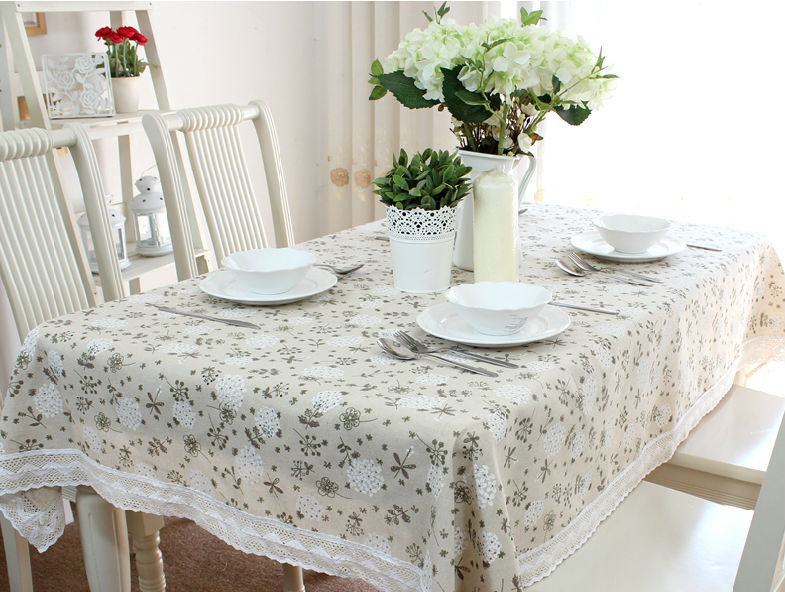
[478,532,502,564]
[224,356,253,366]
[494,383,531,404]
[254,407,280,438]
[346,458,384,496]
[88,317,127,330]
[86,338,113,356]
[351,314,383,328]
[473,463,498,509]
[235,445,264,484]
[33,383,63,418]
[20,327,41,357]
[159,342,198,355]
[189,470,213,495]
[486,412,506,441]
[172,401,196,428]
[524,499,545,526]
[296,494,326,521]
[454,526,467,559]
[311,390,343,413]
[115,397,142,430]
[246,334,279,349]
[415,373,449,386]
[543,423,566,458]
[364,533,392,556]
[327,335,364,347]
[398,396,443,410]
[135,462,156,479]
[215,375,246,412]
[47,350,64,375]
[301,366,344,379]
[82,426,104,453]
[426,464,443,498]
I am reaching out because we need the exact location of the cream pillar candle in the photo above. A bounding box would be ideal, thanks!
[473,168,519,282]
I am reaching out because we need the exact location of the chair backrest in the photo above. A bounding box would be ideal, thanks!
[0,126,123,340]
[142,100,294,280]
[735,397,785,591]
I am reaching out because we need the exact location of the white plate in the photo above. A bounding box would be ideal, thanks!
[199,268,337,305]
[416,302,571,348]
[571,231,686,262]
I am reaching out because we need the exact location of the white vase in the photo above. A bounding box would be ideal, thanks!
[111,77,140,113]
[387,205,456,293]
[453,150,536,271]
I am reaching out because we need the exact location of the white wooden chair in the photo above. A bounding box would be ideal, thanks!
[646,381,785,509]
[141,100,294,281]
[0,126,164,592]
[527,388,785,592]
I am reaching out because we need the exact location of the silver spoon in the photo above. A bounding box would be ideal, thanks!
[377,337,498,377]
[314,263,364,276]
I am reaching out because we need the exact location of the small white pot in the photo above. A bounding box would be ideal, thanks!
[111,76,140,113]
[387,206,456,293]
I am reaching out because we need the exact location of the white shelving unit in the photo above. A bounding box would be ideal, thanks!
[0,1,209,293]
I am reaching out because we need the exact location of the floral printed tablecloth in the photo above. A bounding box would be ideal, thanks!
[1,203,784,591]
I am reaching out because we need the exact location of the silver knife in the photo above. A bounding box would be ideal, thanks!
[551,301,619,315]
[450,350,518,369]
[686,243,723,252]
[151,304,260,329]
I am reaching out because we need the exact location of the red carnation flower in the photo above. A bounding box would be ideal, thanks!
[107,32,125,44]
[95,26,113,40]
[117,26,139,39]
[134,32,148,46]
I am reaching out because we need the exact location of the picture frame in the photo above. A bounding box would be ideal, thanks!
[42,53,116,119]
[22,12,47,36]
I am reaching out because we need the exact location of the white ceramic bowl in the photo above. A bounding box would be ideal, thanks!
[594,214,670,254]
[222,248,316,294]
[445,282,552,336]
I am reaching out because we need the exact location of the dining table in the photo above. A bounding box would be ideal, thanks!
[0,202,783,592]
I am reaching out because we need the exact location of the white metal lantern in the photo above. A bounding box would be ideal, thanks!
[77,195,130,273]
[130,175,172,256]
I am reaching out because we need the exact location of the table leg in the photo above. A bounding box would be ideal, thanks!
[0,515,33,592]
[76,486,131,592]
[282,564,305,592]
[126,511,167,592]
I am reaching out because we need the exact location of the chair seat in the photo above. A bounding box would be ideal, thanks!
[646,385,785,508]
[527,481,753,591]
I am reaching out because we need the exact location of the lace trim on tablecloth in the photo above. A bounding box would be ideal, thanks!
[0,336,783,592]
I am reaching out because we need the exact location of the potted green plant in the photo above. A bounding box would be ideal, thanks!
[95,25,148,113]
[373,148,470,292]
[369,3,616,270]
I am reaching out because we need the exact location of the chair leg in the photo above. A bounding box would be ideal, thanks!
[282,564,305,592]
[126,511,166,592]
[76,486,131,592]
[0,515,33,592]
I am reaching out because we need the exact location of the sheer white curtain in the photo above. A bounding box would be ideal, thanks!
[313,1,485,235]
[527,1,785,255]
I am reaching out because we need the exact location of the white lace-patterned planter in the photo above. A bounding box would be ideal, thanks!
[386,205,456,293]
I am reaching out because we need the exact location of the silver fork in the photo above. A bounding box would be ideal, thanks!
[569,252,662,283]
[564,255,653,286]
[394,331,518,369]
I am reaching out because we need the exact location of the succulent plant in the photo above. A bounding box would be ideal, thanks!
[373,148,471,210]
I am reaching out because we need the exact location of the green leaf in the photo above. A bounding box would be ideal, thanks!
[440,66,493,123]
[454,89,488,107]
[368,85,387,101]
[551,75,561,95]
[520,7,544,26]
[555,104,592,126]
[392,174,408,189]
[371,59,384,77]
[377,71,439,109]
